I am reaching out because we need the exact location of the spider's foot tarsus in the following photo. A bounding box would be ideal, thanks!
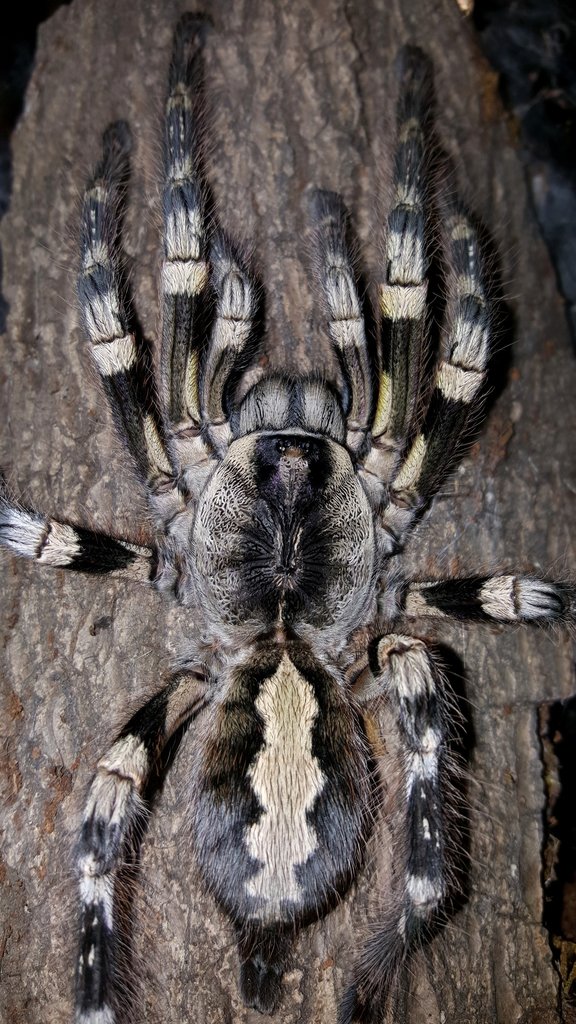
[75,1007,116,1024]
[239,956,284,1015]
[511,577,574,621]
[172,10,212,60]
[98,120,131,183]
[403,574,576,624]
[237,927,292,1014]
[338,983,370,1024]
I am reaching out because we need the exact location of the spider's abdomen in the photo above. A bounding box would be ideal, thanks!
[192,429,376,636]
[192,642,371,926]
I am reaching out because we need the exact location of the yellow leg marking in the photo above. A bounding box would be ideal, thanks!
[372,370,392,437]
[184,349,200,424]
[392,433,427,491]
[144,416,173,475]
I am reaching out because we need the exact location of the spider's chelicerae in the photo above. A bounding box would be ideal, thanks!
[1,16,574,1024]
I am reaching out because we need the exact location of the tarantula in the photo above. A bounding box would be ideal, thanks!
[0,15,573,1024]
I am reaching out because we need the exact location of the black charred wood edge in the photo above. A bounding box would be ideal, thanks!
[473,0,576,350]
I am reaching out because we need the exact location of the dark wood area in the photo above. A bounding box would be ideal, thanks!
[1,1,574,1022]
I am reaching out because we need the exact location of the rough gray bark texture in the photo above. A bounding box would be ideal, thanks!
[1,1,575,1023]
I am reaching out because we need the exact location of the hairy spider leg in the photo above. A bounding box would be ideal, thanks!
[402,574,575,624]
[199,233,261,458]
[160,17,211,467]
[0,479,153,579]
[341,635,449,1024]
[312,189,373,455]
[77,124,176,523]
[160,17,260,491]
[379,204,491,553]
[363,47,432,496]
[75,671,208,1024]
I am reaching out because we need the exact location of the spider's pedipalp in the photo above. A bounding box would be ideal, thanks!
[403,574,575,624]
[201,235,261,456]
[313,189,373,453]
[379,206,491,552]
[75,671,208,1024]
[78,124,175,502]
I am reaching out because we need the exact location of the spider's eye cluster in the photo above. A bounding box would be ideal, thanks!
[275,438,310,456]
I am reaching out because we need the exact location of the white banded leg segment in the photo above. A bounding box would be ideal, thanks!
[76,737,148,1024]
[76,671,208,1024]
[403,575,575,624]
[363,279,428,496]
[341,632,448,1024]
[380,209,491,552]
[201,236,261,456]
[371,280,427,444]
[94,332,176,493]
[370,48,432,477]
[79,124,174,493]
[374,634,446,918]
[312,190,373,451]
[160,16,212,447]
[161,195,210,431]
[0,483,153,579]
[79,123,129,351]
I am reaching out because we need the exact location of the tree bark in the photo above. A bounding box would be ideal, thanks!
[1,1,574,1022]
